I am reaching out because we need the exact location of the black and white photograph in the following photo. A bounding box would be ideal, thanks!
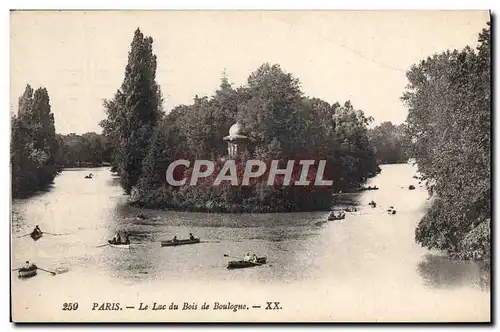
[9,9,491,322]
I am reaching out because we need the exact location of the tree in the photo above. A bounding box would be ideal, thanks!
[368,121,408,164]
[99,90,126,169]
[11,85,58,197]
[237,63,306,160]
[100,28,164,193]
[132,62,380,212]
[56,132,111,167]
[402,22,490,260]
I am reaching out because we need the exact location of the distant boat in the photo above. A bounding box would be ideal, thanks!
[161,238,201,247]
[360,186,379,191]
[227,257,267,269]
[30,231,42,241]
[107,240,130,249]
[328,213,345,221]
[18,264,37,278]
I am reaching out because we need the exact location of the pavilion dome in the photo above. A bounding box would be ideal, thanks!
[228,122,243,136]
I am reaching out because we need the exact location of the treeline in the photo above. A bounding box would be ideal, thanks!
[368,122,409,164]
[101,28,380,213]
[11,85,59,198]
[402,23,490,260]
[56,132,112,168]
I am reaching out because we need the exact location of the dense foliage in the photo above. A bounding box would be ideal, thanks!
[11,85,59,197]
[402,23,491,260]
[100,28,164,194]
[123,62,379,212]
[368,121,409,164]
[55,132,112,167]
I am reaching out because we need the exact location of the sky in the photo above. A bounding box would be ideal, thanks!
[10,10,490,134]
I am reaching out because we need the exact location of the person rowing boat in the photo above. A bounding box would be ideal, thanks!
[32,225,42,236]
[110,232,130,245]
[243,253,258,263]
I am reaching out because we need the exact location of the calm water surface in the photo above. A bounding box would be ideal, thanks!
[11,164,490,322]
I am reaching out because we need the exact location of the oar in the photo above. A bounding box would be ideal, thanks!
[223,254,266,265]
[11,268,20,272]
[201,240,220,243]
[43,232,70,236]
[16,233,32,238]
[95,244,110,248]
[224,254,243,260]
[37,267,56,276]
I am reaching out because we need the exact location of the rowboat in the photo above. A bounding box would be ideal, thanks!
[161,238,200,247]
[227,257,267,269]
[18,264,37,278]
[107,240,130,249]
[360,186,379,191]
[31,232,42,241]
[328,214,345,221]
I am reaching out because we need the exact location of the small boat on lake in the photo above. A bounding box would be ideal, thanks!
[161,238,201,247]
[31,231,42,241]
[328,213,345,221]
[360,185,379,191]
[227,257,267,269]
[18,264,37,278]
[107,240,130,249]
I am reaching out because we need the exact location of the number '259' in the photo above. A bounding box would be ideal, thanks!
[62,302,79,311]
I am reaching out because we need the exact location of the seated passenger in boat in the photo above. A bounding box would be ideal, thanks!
[24,261,31,269]
[172,236,179,243]
[189,233,195,240]
[251,254,258,263]
[33,225,42,236]
[244,253,251,262]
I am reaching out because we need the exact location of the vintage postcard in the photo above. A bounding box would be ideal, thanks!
[10,10,491,323]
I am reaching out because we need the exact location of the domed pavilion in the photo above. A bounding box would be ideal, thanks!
[223,122,248,158]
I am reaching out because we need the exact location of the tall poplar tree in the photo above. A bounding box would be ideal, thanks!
[101,28,163,193]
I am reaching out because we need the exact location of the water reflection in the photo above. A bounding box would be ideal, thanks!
[417,254,490,291]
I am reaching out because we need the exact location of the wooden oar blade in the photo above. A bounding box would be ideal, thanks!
[16,233,31,238]
[37,267,57,275]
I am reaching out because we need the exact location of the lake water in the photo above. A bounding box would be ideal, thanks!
[11,164,490,322]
